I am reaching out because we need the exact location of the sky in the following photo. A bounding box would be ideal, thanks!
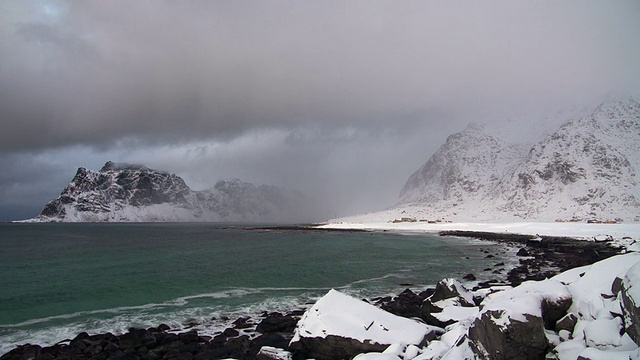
[1,1,639,221]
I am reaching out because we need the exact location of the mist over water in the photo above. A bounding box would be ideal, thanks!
[0,223,506,353]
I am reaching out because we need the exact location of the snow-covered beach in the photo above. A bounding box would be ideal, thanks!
[317,219,640,249]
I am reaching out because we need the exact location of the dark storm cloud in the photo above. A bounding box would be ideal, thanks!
[1,0,639,220]
[2,0,638,152]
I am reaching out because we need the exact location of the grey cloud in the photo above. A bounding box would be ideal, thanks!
[2,1,638,152]
[1,0,639,220]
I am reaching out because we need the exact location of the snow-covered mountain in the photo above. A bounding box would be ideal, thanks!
[399,124,526,208]
[394,96,640,222]
[32,161,314,223]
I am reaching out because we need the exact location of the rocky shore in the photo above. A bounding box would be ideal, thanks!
[1,230,632,360]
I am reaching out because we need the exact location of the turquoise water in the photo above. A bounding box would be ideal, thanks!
[0,223,504,353]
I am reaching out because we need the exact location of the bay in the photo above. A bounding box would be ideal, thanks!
[0,223,504,354]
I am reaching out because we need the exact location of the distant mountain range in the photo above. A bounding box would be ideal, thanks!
[395,97,640,222]
[29,161,315,223]
[28,97,640,223]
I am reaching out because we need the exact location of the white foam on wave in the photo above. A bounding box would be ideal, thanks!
[0,286,338,354]
[1,270,481,355]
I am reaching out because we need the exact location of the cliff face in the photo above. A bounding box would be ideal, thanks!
[37,161,312,223]
[397,97,640,221]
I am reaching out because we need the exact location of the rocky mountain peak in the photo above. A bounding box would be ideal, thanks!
[100,161,150,172]
[399,123,524,205]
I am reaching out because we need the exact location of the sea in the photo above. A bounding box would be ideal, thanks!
[0,222,507,354]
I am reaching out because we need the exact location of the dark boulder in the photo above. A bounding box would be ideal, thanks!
[463,273,477,281]
[256,313,298,334]
[621,262,640,344]
[378,288,426,319]
[233,317,254,329]
[541,296,573,330]
[119,329,156,350]
[178,330,199,344]
[469,311,548,360]
[428,278,475,306]
[290,335,388,360]
[555,313,578,333]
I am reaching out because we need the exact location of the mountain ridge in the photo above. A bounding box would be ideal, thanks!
[31,162,315,223]
[397,96,640,222]
[379,96,640,223]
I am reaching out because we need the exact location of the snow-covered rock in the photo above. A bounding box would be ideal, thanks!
[395,96,640,222]
[29,161,315,223]
[622,261,640,345]
[319,253,640,360]
[256,346,293,360]
[420,278,477,327]
[289,289,440,360]
[467,280,572,359]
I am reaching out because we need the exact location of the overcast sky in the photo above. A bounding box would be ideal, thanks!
[1,1,639,221]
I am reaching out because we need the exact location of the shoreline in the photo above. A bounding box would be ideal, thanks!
[1,226,633,359]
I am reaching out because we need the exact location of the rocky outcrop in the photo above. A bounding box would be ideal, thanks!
[621,261,640,344]
[33,161,315,223]
[289,289,438,360]
[420,278,477,327]
[256,346,293,360]
[470,311,548,359]
[467,280,572,359]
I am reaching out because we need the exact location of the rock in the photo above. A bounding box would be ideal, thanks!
[290,289,438,360]
[291,334,390,360]
[420,300,450,328]
[256,346,293,360]
[555,313,578,333]
[233,317,254,329]
[516,248,530,256]
[469,310,547,360]
[0,344,41,360]
[107,353,140,360]
[378,288,425,319]
[247,333,290,358]
[468,279,572,359]
[621,261,640,344]
[463,273,477,281]
[428,278,475,306]
[222,328,240,337]
[612,276,623,295]
[420,278,476,325]
[256,313,298,334]
[541,296,573,330]
[583,317,625,349]
[178,330,199,344]
[119,329,156,350]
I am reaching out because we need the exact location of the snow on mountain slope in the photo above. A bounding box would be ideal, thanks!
[499,97,640,220]
[393,96,640,222]
[32,161,314,223]
[399,124,525,211]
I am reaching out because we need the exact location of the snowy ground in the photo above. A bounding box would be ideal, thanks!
[317,220,640,249]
